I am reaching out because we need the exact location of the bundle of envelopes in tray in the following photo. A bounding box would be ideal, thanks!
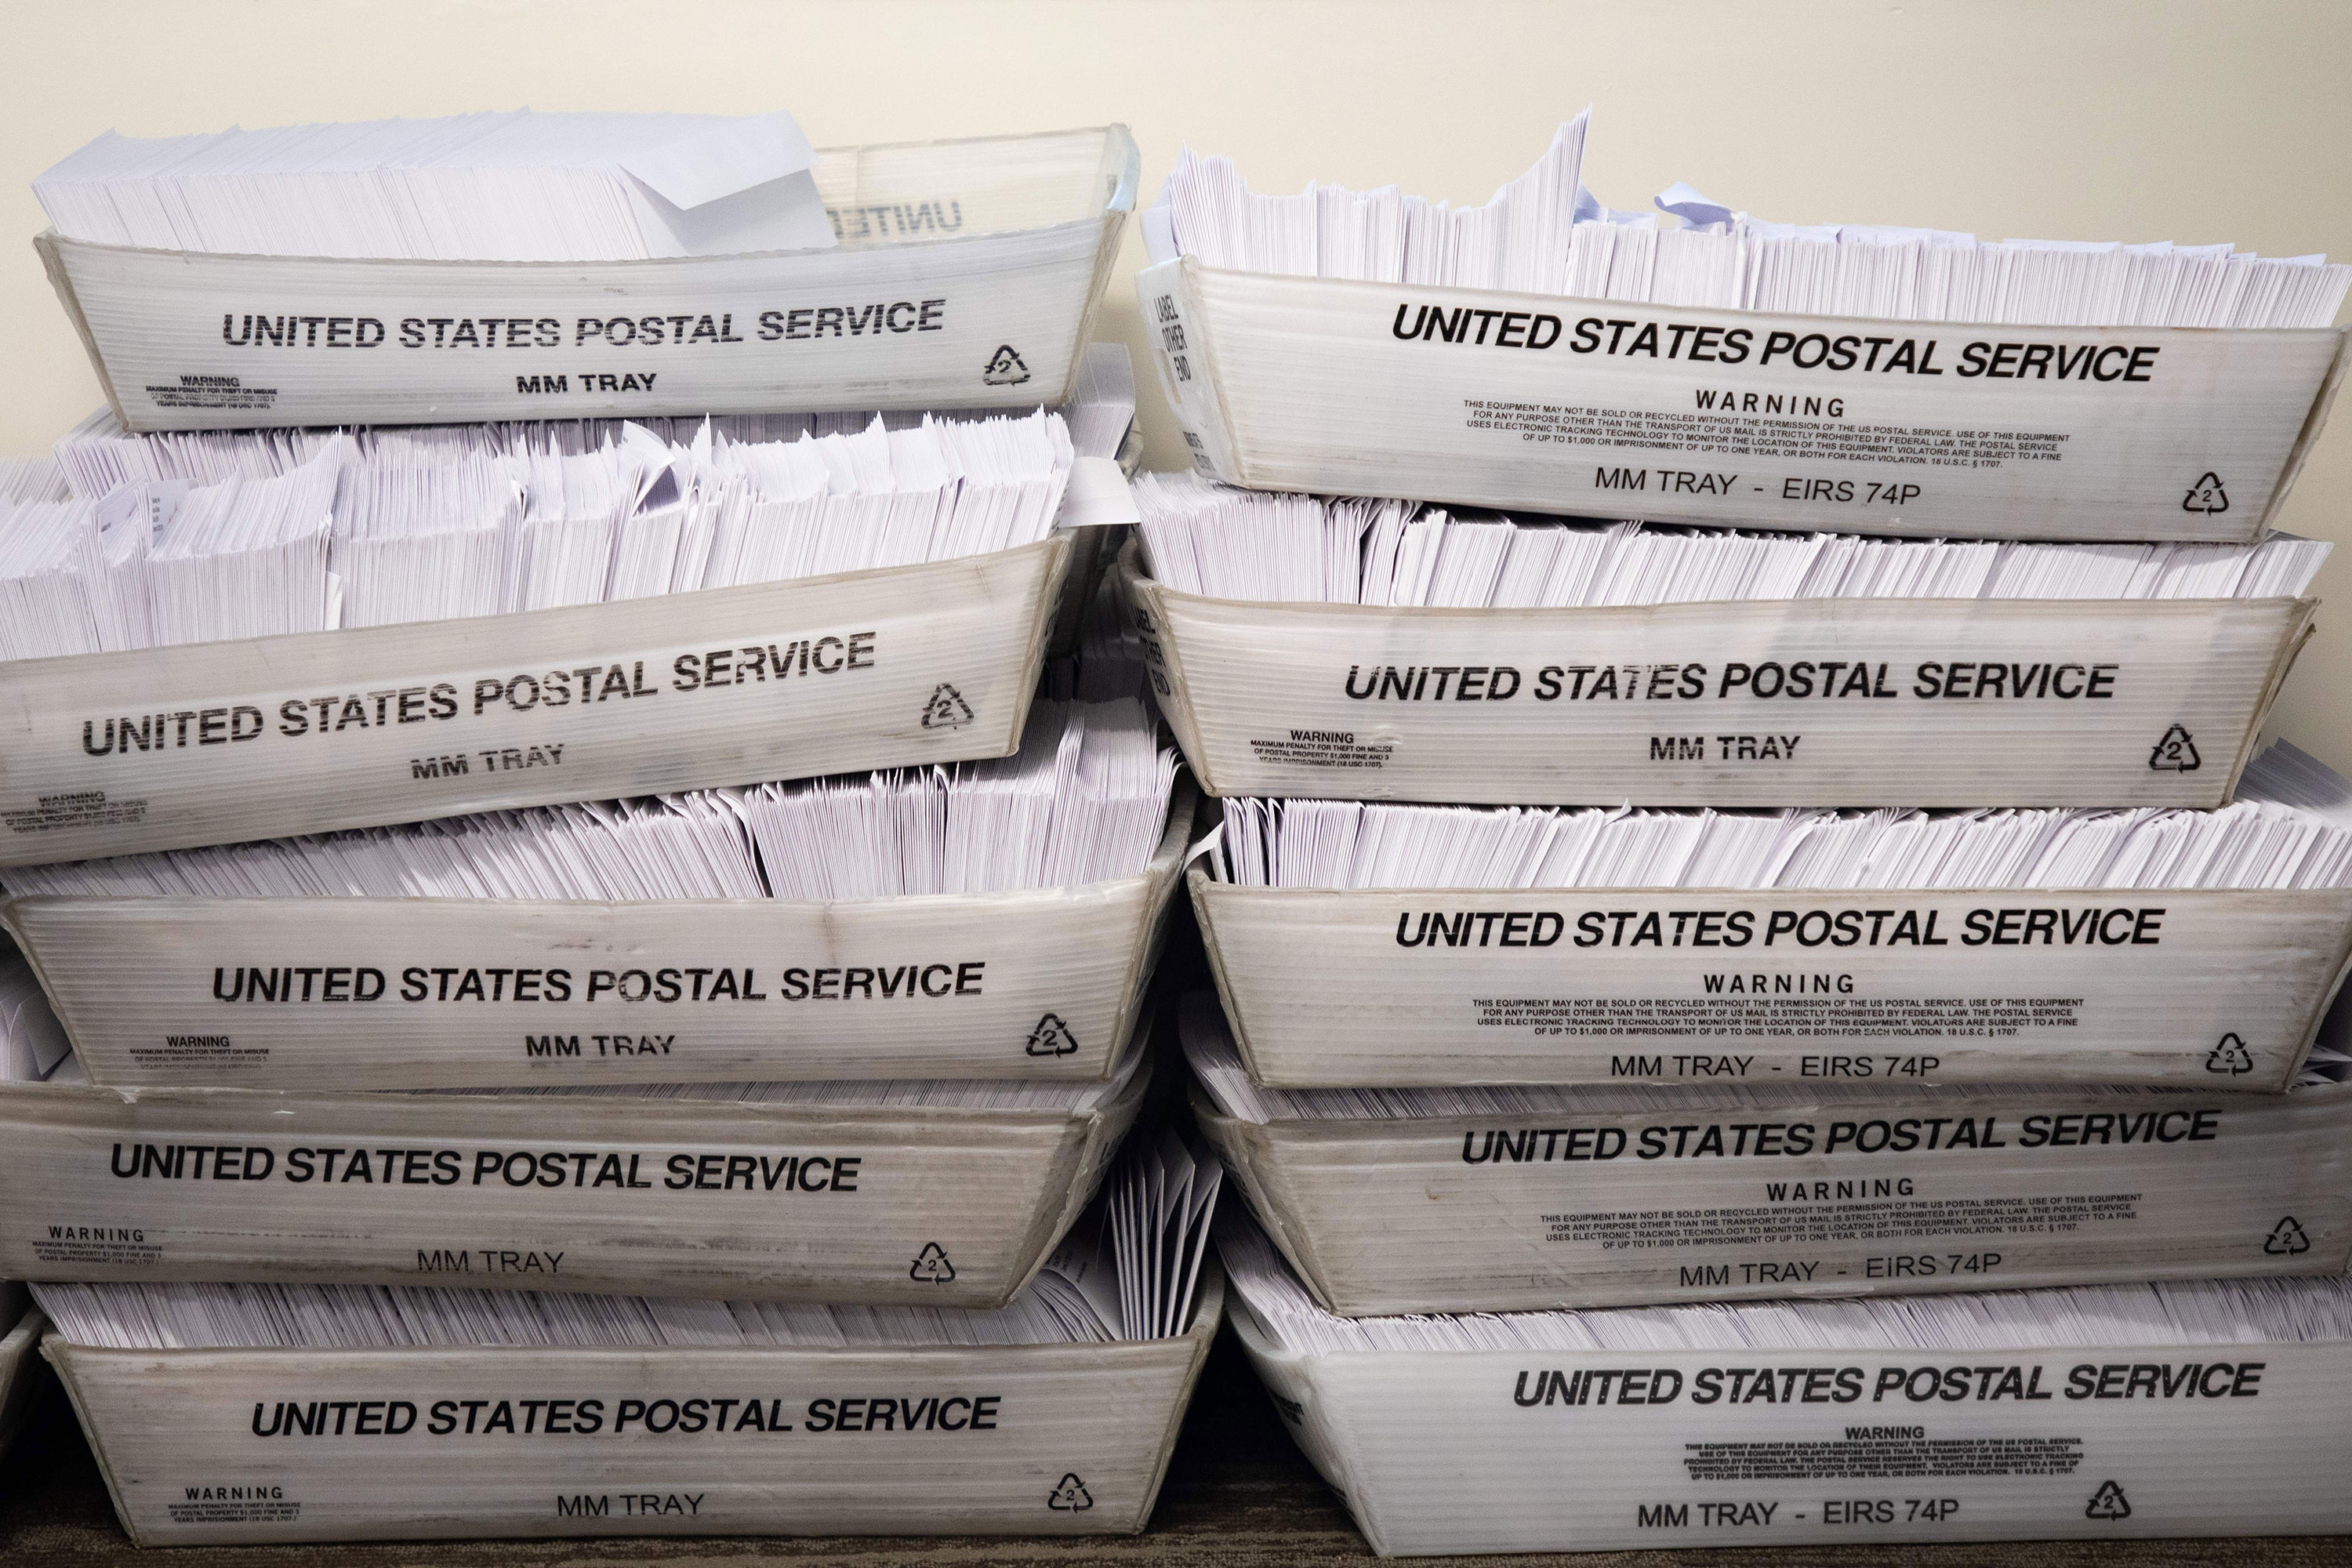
[31,1132,1224,1545]
[1128,110,2352,1554]
[0,700,1186,1299]
[0,103,1240,1547]
[0,371,1150,862]
[1137,109,2349,540]
[35,111,1143,427]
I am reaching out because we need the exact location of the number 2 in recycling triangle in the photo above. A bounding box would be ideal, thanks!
[920,683,975,729]
[1047,1473,1094,1511]
[910,1242,958,1282]
[2205,1033,2253,1075]
[983,344,1032,387]
[2084,1480,2132,1521]
[2264,1216,2311,1256]
[2148,724,2200,772]
[1025,1013,1080,1056]
[2181,472,2228,514]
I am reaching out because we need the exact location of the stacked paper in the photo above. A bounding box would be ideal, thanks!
[0,456,69,505]
[1221,1211,2352,1553]
[0,992,1151,1303]
[38,123,1141,426]
[1156,116,2350,326]
[0,101,1210,1551]
[1192,739,2352,1088]
[35,110,835,261]
[1189,993,2352,1314]
[1131,472,2331,605]
[16,93,2352,1559]
[34,339,1141,664]
[5,407,1088,660]
[1117,490,2322,805]
[33,1141,1225,1544]
[3,699,1193,1088]
[0,406,1114,863]
[43,340,1138,499]
[0,689,1192,1295]
[1130,108,2352,1563]
[1135,117,2349,540]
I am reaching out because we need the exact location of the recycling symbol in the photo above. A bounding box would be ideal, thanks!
[910,1242,957,1283]
[1047,1473,1093,1512]
[920,683,975,730]
[2148,724,2201,772]
[2265,1216,2311,1256]
[1025,1012,1080,1057]
[2084,1479,2132,1521]
[982,344,1033,387]
[2182,472,2229,514]
[2205,1033,2254,1075]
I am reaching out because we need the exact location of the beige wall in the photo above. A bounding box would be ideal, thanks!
[5,0,2349,768]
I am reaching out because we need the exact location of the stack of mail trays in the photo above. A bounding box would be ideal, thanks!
[1127,111,2352,1555]
[0,108,1227,1546]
